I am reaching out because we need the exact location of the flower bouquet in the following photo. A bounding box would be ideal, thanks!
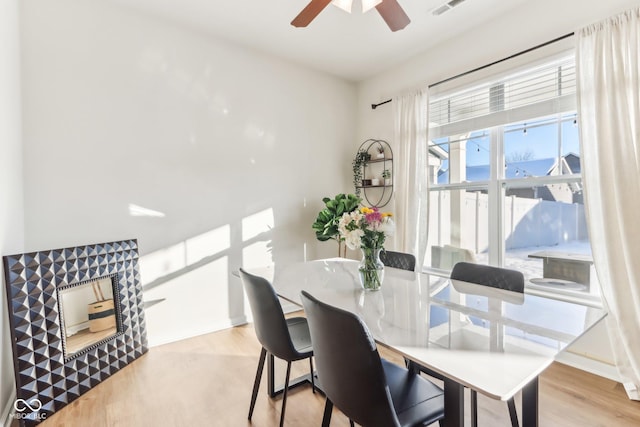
[338,206,394,291]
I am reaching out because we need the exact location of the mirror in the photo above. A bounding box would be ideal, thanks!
[3,239,148,426]
[59,275,122,358]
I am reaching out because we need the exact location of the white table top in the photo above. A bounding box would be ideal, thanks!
[249,258,607,401]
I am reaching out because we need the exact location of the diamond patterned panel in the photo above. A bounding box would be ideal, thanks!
[3,239,148,426]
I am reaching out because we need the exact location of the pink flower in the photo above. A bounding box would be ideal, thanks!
[364,207,383,226]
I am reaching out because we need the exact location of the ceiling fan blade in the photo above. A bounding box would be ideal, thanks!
[376,0,411,32]
[291,0,333,27]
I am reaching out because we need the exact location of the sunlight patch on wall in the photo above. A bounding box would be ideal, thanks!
[144,257,230,347]
[241,208,275,269]
[129,203,166,217]
[242,208,274,241]
[186,226,231,265]
[140,242,186,284]
[139,224,231,284]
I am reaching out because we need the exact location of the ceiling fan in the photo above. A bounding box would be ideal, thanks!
[291,0,411,32]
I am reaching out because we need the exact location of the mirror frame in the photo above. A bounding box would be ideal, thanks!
[3,239,148,425]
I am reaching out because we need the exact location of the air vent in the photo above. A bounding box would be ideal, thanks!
[432,0,467,16]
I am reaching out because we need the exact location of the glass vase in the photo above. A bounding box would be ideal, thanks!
[358,247,385,291]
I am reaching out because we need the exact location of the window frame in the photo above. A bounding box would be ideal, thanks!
[425,52,598,304]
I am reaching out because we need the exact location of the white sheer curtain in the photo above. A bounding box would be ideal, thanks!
[392,90,429,267]
[577,7,640,400]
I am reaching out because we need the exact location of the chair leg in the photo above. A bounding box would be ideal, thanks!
[471,389,478,427]
[309,356,316,393]
[249,347,267,420]
[507,398,519,427]
[349,420,355,427]
[279,361,292,427]
[407,360,418,375]
[321,399,333,427]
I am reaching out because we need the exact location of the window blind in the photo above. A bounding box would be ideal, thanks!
[429,56,576,139]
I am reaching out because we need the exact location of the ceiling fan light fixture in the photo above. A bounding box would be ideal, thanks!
[292,0,410,32]
[332,0,353,13]
[362,0,383,13]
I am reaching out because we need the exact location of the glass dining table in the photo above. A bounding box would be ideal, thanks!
[246,258,607,427]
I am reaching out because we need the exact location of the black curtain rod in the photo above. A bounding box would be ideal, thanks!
[370,32,575,110]
[371,99,392,109]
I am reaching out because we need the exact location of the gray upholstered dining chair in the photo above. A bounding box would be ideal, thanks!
[451,261,525,293]
[383,249,432,388]
[452,262,524,427]
[301,290,445,427]
[379,250,416,272]
[238,268,315,427]
[411,261,524,427]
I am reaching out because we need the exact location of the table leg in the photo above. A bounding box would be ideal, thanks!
[443,378,465,427]
[522,376,539,427]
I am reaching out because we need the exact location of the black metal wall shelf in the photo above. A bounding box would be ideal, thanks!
[353,139,393,208]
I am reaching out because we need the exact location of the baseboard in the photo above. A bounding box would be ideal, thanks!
[1,389,15,427]
[556,350,621,382]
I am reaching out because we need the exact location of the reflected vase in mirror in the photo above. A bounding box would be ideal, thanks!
[358,247,384,291]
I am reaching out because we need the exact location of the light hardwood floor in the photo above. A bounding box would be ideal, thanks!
[35,319,640,427]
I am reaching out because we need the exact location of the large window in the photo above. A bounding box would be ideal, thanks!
[426,53,596,299]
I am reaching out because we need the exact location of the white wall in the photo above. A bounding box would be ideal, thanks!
[0,0,24,418]
[356,0,640,377]
[20,0,356,346]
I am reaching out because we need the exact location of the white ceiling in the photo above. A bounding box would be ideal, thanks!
[113,0,530,82]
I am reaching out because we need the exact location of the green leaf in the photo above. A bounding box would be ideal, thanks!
[312,193,362,243]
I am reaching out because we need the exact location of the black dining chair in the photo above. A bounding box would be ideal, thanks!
[380,250,416,272]
[383,250,422,375]
[452,262,523,427]
[412,262,524,427]
[238,268,315,427]
[301,290,445,427]
[451,261,525,293]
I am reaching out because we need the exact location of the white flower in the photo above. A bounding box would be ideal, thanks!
[378,218,395,236]
[338,211,363,233]
[349,210,363,223]
[338,212,353,234]
[344,229,364,250]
